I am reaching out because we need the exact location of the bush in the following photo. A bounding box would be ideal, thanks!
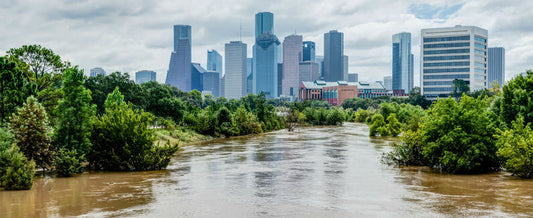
[326,108,345,126]
[1,145,35,190]
[496,117,533,178]
[384,128,427,166]
[386,114,402,137]
[54,148,83,177]
[354,109,372,122]
[369,114,386,136]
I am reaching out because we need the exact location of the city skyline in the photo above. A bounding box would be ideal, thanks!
[0,1,530,85]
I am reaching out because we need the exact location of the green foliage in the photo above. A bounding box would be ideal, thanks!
[1,145,35,190]
[9,96,53,170]
[452,79,470,98]
[354,109,373,122]
[89,89,178,171]
[384,127,427,166]
[369,114,386,137]
[53,67,95,158]
[285,109,306,131]
[53,148,83,177]
[234,105,262,135]
[326,108,344,126]
[386,114,402,137]
[500,70,533,126]
[0,56,35,122]
[0,127,15,184]
[496,117,533,178]
[407,87,432,109]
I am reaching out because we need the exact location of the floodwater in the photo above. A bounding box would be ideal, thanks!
[1,123,533,217]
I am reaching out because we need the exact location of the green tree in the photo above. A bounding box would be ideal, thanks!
[326,108,345,126]
[369,114,386,136]
[89,88,178,171]
[54,148,83,177]
[452,79,470,98]
[384,127,427,166]
[1,145,35,190]
[53,67,96,158]
[0,56,35,122]
[500,70,533,126]
[496,117,533,178]
[234,105,262,135]
[9,96,53,171]
[407,87,432,109]
[386,113,402,137]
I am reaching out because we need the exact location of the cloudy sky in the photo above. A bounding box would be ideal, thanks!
[1,0,532,84]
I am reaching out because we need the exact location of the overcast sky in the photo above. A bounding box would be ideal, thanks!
[1,0,532,84]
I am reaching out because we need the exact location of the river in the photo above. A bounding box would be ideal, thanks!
[1,123,533,217]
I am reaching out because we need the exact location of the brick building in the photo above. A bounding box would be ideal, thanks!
[299,80,358,105]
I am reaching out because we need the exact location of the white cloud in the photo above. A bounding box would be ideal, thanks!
[0,0,531,84]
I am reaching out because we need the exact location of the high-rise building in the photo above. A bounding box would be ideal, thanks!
[224,41,247,99]
[392,32,414,93]
[282,35,303,97]
[348,73,358,82]
[343,55,349,81]
[253,12,280,99]
[421,25,488,99]
[278,63,283,97]
[247,58,253,94]
[202,70,220,97]
[299,61,320,82]
[324,30,344,82]
[488,47,505,88]
[90,67,106,77]
[302,41,315,62]
[207,49,223,76]
[316,55,324,78]
[255,12,274,38]
[191,63,206,91]
[384,75,393,91]
[166,25,192,91]
[135,70,156,84]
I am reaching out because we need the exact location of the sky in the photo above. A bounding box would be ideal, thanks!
[0,0,532,85]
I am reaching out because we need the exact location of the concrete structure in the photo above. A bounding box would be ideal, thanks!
[299,80,358,105]
[348,73,358,82]
[191,63,206,91]
[166,25,192,91]
[299,61,320,83]
[202,70,220,97]
[135,70,156,84]
[224,41,247,99]
[282,35,303,97]
[392,32,414,93]
[357,81,388,99]
[421,25,488,99]
[90,67,106,77]
[343,55,349,81]
[302,41,315,62]
[488,47,505,88]
[384,75,393,90]
[207,49,223,76]
[324,30,344,82]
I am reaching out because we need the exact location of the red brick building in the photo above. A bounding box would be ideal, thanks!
[299,80,358,105]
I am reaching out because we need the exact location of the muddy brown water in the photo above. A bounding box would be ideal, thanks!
[1,123,533,217]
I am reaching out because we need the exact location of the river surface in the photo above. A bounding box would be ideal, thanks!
[1,123,533,217]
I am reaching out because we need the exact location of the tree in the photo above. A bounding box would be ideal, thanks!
[500,70,533,126]
[452,79,470,98]
[496,117,533,178]
[408,87,431,109]
[9,96,53,171]
[54,148,83,177]
[386,113,402,137]
[285,109,306,131]
[234,105,262,135]
[0,56,35,122]
[53,67,95,158]
[89,88,178,171]
[0,143,35,190]
[369,114,386,136]
[384,127,427,166]
[326,108,345,126]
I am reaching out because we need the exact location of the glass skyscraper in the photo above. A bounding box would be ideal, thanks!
[282,34,303,97]
[343,55,349,81]
[302,41,315,62]
[207,49,223,76]
[392,32,413,93]
[166,25,192,91]
[488,47,505,88]
[255,12,274,38]
[90,67,106,77]
[202,70,220,97]
[421,25,488,99]
[324,30,344,82]
[383,75,392,91]
[135,70,156,84]
[191,63,206,91]
[224,41,247,99]
[253,12,280,98]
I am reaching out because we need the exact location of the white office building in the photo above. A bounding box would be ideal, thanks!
[224,41,247,99]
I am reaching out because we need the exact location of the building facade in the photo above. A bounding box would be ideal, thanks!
[90,67,106,77]
[343,55,349,81]
[384,75,392,90]
[315,56,324,78]
[191,63,206,91]
[202,70,220,97]
[324,30,344,82]
[421,25,488,99]
[302,41,315,62]
[135,70,156,84]
[392,32,413,93]
[299,80,358,105]
[348,73,358,82]
[166,25,192,91]
[247,58,253,94]
[254,32,280,98]
[255,12,274,38]
[488,47,505,88]
[299,61,320,83]
[282,35,303,97]
[224,41,247,99]
[207,49,223,76]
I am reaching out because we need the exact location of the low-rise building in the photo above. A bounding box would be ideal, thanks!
[299,80,358,105]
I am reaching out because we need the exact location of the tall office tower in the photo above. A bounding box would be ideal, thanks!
[348,73,358,82]
[202,70,220,97]
[166,25,192,91]
[384,76,393,91]
[282,35,303,97]
[421,26,488,99]
[343,55,349,81]
[224,41,247,99]
[315,56,324,78]
[255,12,274,37]
[488,47,505,88]
[207,49,223,75]
[299,61,320,82]
[302,41,315,62]
[135,70,156,84]
[90,67,106,77]
[278,63,283,97]
[247,58,253,94]
[191,63,206,91]
[392,32,414,93]
[324,30,344,82]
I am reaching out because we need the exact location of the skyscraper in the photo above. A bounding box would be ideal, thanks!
[282,35,303,97]
[224,41,247,99]
[324,30,344,82]
[207,49,223,76]
[343,55,349,81]
[384,76,392,91]
[90,67,106,77]
[135,70,156,84]
[299,61,320,82]
[255,12,274,38]
[302,41,315,62]
[253,12,280,98]
[202,70,220,97]
[488,47,505,88]
[247,58,253,94]
[421,25,488,99]
[191,63,206,91]
[166,25,192,91]
[315,55,324,78]
[392,32,413,93]
[348,73,358,82]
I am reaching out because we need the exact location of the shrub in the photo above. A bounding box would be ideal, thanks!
[369,114,386,136]
[1,145,35,190]
[496,117,533,178]
[384,128,427,166]
[386,114,402,137]
[54,148,83,177]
